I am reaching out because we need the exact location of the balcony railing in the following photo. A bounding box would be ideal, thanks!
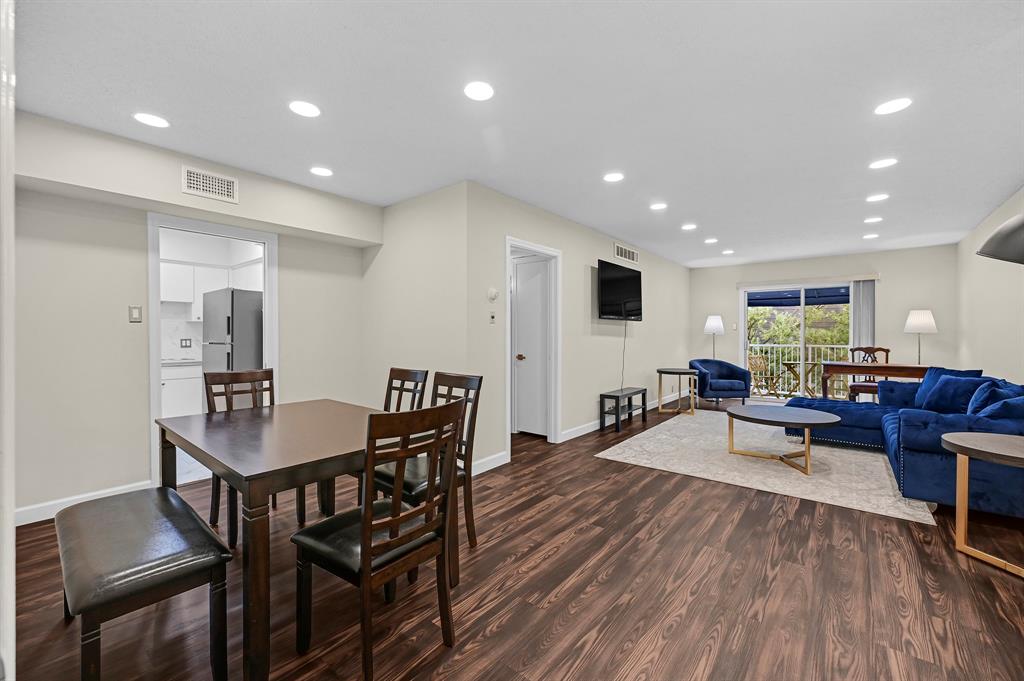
[747,343,850,399]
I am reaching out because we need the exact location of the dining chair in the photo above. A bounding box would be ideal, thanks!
[204,369,306,548]
[848,346,891,402]
[292,398,465,681]
[373,372,482,588]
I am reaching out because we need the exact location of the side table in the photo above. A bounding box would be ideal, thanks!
[656,368,698,415]
[599,387,648,433]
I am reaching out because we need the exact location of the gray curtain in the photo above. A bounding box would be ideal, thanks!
[850,279,876,348]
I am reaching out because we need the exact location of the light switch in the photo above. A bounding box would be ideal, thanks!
[128,305,143,323]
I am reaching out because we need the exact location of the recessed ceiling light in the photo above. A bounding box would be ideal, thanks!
[866,193,889,202]
[603,172,624,183]
[704,237,718,244]
[874,98,912,115]
[863,233,880,240]
[681,223,697,231]
[133,112,169,128]
[310,166,333,177]
[289,100,321,117]
[722,249,735,255]
[464,81,494,101]
[869,158,898,169]
[864,217,883,224]
[650,202,668,211]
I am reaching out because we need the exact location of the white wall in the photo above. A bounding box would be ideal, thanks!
[688,245,961,369]
[957,186,1024,382]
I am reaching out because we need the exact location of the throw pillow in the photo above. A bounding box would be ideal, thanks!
[978,395,1024,421]
[914,367,984,408]
[919,376,992,414]
[968,381,1024,415]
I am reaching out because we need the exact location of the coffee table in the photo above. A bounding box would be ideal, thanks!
[726,404,840,475]
[656,368,698,415]
[941,432,1024,577]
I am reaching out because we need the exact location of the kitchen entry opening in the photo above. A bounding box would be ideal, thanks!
[147,214,279,484]
[743,285,851,399]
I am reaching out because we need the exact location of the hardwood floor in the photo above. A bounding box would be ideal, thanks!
[16,400,1024,680]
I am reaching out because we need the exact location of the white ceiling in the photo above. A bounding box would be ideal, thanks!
[14,1,1024,267]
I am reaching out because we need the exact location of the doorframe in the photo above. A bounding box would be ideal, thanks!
[146,213,279,486]
[505,236,562,456]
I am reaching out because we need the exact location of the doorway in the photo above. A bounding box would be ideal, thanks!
[505,237,562,456]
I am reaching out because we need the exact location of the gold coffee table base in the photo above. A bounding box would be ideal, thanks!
[728,417,812,475]
[955,454,1024,577]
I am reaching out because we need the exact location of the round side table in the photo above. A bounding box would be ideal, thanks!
[656,368,698,415]
[941,432,1024,577]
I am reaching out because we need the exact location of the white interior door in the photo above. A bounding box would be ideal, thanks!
[513,258,549,436]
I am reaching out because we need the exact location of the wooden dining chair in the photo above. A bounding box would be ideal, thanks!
[373,372,482,589]
[848,346,891,402]
[204,369,306,548]
[292,399,465,681]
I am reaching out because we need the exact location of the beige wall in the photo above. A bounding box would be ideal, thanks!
[688,245,961,369]
[467,182,690,457]
[957,186,1024,382]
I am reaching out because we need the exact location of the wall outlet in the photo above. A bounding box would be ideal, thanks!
[180,338,192,348]
[489,311,496,325]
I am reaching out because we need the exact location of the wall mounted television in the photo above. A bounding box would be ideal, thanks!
[597,259,643,321]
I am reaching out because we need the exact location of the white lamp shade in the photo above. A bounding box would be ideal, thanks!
[704,314,725,335]
[904,309,937,334]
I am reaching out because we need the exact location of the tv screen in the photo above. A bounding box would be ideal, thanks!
[598,259,642,321]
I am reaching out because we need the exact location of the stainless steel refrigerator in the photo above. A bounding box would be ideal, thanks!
[202,288,263,372]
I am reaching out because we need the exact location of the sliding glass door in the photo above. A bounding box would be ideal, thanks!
[744,285,851,399]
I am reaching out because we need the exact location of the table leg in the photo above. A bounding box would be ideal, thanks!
[160,428,177,490]
[317,478,336,517]
[953,454,1024,576]
[641,390,647,423]
[614,397,622,432]
[657,374,665,413]
[627,395,634,422]
[821,370,832,399]
[689,376,697,415]
[599,397,606,431]
[242,482,271,681]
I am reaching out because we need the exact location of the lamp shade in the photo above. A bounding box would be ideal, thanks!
[904,309,937,334]
[704,314,725,335]
[977,213,1024,265]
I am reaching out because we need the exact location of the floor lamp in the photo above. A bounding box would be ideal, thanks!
[704,315,725,359]
[904,309,937,364]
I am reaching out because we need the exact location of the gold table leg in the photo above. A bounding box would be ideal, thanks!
[657,373,667,414]
[688,375,696,415]
[955,454,1024,577]
[728,418,812,475]
[658,374,696,415]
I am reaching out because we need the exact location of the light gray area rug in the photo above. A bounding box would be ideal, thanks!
[596,408,935,525]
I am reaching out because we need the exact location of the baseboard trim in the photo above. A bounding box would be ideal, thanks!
[474,450,510,475]
[558,391,684,443]
[15,480,153,526]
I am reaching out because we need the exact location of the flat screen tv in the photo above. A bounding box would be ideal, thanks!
[598,259,642,321]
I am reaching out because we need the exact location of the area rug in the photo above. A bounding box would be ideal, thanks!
[596,408,935,525]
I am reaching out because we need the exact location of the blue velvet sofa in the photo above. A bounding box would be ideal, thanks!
[786,369,1024,518]
[689,359,751,403]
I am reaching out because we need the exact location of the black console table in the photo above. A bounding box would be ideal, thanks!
[600,387,648,433]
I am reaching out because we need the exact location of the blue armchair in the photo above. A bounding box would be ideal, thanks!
[689,359,751,404]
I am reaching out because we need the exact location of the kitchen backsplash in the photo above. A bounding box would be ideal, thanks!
[161,302,202,361]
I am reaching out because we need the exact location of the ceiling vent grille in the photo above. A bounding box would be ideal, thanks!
[182,166,238,204]
[614,243,640,264]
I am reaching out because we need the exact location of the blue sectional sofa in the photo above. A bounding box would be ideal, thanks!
[689,359,751,403]
[786,368,1024,518]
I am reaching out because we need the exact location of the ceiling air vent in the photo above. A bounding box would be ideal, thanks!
[182,166,238,204]
[614,243,640,264]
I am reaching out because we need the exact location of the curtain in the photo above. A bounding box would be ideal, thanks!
[850,279,876,348]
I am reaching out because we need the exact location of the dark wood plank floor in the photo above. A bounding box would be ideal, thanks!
[16,400,1024,680]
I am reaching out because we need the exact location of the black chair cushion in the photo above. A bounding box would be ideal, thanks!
[291,499,439,582]
[55,487,231,615]
[372,456,466,503]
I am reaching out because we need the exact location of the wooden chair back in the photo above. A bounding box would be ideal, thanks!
[204,369,275,413]
[361,399,466,573]
[748,355,768,373]
[431,372,483,474]
[850,346,890,364]
[384,368,428,412]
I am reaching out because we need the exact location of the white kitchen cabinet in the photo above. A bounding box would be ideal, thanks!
[160,364,209,483]
[192,265,230,321]
[160,262,195,303]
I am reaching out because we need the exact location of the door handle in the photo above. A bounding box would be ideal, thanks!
[515,353,526,360]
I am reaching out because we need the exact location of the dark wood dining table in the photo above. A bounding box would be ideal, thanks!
[156,398,379,681]
[820,361,928,399]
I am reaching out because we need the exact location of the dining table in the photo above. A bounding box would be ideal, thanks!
[820,361,928,399]
[156,398,379,681]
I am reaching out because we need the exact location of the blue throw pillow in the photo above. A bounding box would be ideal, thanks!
[978,395,1024,421]
[968,381,1024,414]
[919,376,992,414]
[914,367,984,408]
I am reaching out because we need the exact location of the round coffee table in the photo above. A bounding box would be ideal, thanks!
[656,368,698,415]
[941,432,1024,577]
[726,404,840,475]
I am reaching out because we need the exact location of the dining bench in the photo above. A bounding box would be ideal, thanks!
[55,487,232,681]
